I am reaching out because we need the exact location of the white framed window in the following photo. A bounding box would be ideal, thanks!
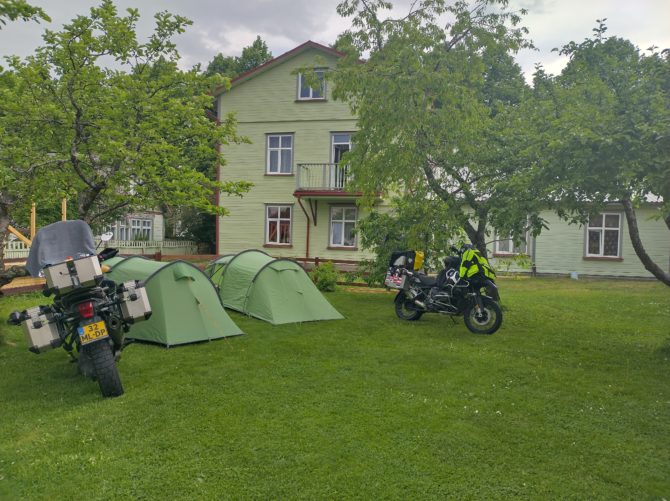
[298,70,325,100]
[267,134,293,174]
[331,133,352,189]
[494,233,528,255]
[266,205,292,245]
[586,213,621,257]
[118,221,128,241]
[130,218,152,240]
[330,206,357,248]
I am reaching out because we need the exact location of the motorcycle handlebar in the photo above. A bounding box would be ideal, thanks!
[7,311,24,325]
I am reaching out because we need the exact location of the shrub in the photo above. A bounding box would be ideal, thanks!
[309,261,338,292]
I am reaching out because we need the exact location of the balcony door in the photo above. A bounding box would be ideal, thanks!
[331,133,352,189]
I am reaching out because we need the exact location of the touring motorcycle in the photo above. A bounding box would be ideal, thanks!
[7,220,151,398]
[385,246,502,335]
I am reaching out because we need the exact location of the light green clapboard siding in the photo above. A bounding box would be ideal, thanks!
[534,207,669,278]
[218,49,352,124]
[216,46,379,262]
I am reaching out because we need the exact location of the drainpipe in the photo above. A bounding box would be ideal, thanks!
[297,195,311,259]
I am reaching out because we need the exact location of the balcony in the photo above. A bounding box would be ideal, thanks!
[295,163,355,195]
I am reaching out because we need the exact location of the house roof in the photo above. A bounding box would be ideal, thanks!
[213,40,347,97]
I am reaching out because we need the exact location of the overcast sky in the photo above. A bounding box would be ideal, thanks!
[1,0,669,82]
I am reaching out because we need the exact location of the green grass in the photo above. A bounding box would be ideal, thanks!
[0,278,668,500]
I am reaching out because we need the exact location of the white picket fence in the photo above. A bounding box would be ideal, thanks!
[3,239,197,259]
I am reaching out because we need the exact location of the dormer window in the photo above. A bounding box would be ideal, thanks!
[298,70,325,100]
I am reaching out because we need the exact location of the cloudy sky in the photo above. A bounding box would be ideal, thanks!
[1,0,669,81]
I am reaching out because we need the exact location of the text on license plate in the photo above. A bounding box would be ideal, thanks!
[77,321,108,345]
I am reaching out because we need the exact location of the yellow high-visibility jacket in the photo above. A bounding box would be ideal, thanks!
[459,248,496,281]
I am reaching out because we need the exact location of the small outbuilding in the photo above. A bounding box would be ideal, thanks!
[105,256,243,346]
[205,250,344,325]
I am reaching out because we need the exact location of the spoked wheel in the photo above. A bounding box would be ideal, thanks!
[464,296,502,335]
[83,340,124,398]
[394,292,424,321]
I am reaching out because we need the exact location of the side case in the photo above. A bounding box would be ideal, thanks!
[120,281,152,324]
[22,306,62,353]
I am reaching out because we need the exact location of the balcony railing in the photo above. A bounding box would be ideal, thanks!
[296,163,352,192]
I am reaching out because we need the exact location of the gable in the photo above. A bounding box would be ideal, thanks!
[217,46,353,123]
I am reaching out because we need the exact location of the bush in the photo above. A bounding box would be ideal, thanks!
[309,261,338,292]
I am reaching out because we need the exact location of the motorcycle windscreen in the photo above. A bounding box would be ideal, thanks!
[25,220,97,277]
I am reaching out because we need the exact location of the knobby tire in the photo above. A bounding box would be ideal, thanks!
[83,340,124,398]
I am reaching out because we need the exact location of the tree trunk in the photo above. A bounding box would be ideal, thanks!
[622,198,670,287]
[463,219,489,258]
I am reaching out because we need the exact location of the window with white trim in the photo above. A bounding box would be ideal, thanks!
[267,134,293,174]
[586,213,621,257]
[494,233,528,255]
[130,218,152,240]
[118,221,128,241]
[298,70,325,100]
[266,205,292,245]
[330,206,357,248]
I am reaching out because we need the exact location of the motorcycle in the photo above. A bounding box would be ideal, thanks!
[7,220,152,398]
[385,246,503,335]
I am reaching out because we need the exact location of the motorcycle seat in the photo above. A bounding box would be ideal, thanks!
[416,274,437,286]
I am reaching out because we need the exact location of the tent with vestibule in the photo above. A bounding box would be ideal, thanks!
[104,256,243,346]
[204,249,343,325]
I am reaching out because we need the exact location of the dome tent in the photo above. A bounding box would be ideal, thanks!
[105,256,243,346]
[203,254,235,285]
[205,250,344,325]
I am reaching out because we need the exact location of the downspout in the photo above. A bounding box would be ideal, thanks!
[296,195,311,259]
[215,160,220,256]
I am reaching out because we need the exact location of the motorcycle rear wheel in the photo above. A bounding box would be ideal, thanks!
[464,296,502,335]
[83,340,124,398]
[394,292,424,321]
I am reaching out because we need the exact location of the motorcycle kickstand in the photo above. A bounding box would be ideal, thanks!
[449,316,457,325]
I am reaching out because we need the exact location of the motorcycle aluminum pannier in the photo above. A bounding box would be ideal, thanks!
[44,256,103,295]
[119,281,152,324]
[388,250,424,271]
[384,271,407,289]
[21,306,61,353]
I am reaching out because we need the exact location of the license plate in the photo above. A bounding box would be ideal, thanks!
[77,321,108,345]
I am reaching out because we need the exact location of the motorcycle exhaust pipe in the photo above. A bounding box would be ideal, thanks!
[107,315,122,333]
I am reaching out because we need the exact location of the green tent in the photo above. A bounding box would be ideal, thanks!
[203,254,235,285]
[205,249,344,325]
[105,256,243,346]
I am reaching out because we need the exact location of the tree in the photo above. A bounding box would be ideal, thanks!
[0,1,251,268]
[205,35,272,78]
[533,21,670,285]
[332,0,541,260]
[0,0,49,28]
[204,53,238,78]
[195,36,273,249]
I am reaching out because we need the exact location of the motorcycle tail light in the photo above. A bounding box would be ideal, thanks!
[77,301,95,319]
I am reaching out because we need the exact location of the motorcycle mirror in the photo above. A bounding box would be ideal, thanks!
[100,232,114,242]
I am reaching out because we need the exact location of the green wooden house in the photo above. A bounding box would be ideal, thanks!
[489,205,669,280]
[214,41,379,266]
[215,41,669,280]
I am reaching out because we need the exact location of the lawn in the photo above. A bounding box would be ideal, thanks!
[0,278,668,499]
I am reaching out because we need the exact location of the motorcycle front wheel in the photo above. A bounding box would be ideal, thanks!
[464,296,502,335]
[83,340,124,398]
[394,292,424,321]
